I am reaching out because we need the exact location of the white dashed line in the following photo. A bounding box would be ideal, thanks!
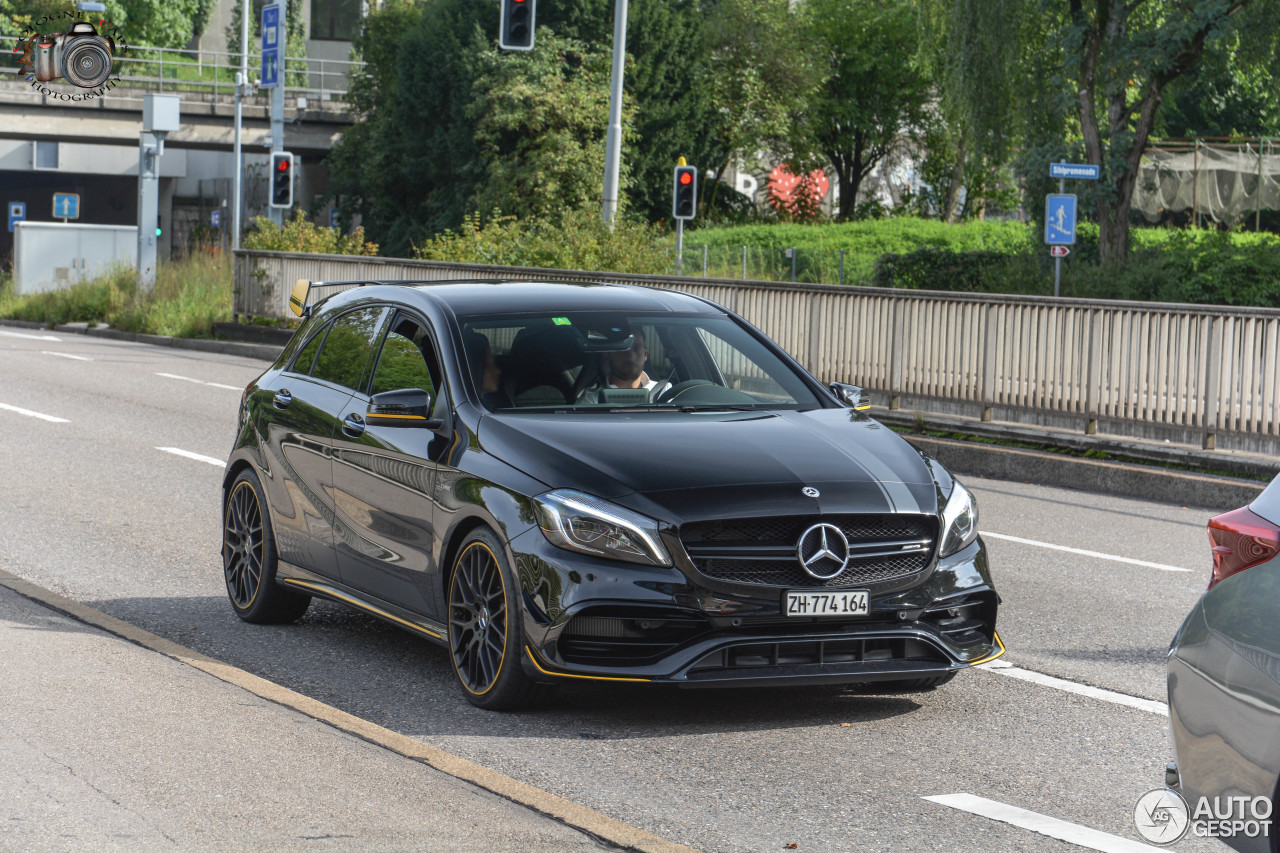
[977,660,1169,716]
[924,793,1162,852]
[981,531,1193,573]
[0,329,60,341]
[42,351,92,361]
[155,372,241,391]
[0,402,69,423]
[156,447,225,467]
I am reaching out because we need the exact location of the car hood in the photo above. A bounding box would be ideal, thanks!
[477,408,943,521]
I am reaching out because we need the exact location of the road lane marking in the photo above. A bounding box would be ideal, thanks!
[42,351,92,361]
[978,660,1168,716]
[981,531,1193,573]
[156,447,225,467]
[156,372,241,391]
[0,329,60,342]
[0,402,69,423]
[924,793,1161,852]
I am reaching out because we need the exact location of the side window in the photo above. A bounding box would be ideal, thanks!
[370,316,440,398]
[311,307,385,390]
[290,323,328,375]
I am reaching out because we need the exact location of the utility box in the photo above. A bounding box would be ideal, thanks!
[13,221,137,294]
[142,94,181,133]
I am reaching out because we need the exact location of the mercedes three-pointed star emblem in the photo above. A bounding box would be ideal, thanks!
[796,523,850,580]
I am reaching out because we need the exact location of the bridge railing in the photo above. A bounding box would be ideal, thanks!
[3,37,363,102]
[233,249,1280,455]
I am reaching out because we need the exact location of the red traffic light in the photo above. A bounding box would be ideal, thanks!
[679,172,692,185]
[277,159,290,172]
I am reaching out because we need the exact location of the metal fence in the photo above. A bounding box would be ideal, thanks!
[234,249,1280,454]
[3,37,361,101]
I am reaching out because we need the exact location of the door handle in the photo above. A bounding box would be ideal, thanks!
[342,412,366,438]
[273,389,292,408]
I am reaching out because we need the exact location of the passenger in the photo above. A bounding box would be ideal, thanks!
[463,330,509,408]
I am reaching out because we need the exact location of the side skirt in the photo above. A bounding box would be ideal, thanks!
[277,561,448,646]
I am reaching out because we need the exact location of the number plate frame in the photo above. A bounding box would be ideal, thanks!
[783,589,869,617]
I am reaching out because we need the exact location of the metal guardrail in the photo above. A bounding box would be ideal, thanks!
[233,249,1280,455]
[4,36,362,101]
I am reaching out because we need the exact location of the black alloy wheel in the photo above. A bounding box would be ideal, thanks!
[222,469,310,624]
[447,529,547,710]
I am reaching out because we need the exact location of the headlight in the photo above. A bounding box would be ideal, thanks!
[939,482,979,557]
[533,490,673,567]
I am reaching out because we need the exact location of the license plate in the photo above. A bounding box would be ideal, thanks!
[784,590,869,617]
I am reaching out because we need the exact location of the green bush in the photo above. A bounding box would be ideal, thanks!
[244,211,379,256]
[414,207,670,275]
[0,253,233,338]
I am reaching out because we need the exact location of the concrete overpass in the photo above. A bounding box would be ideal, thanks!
[0,72,358,263]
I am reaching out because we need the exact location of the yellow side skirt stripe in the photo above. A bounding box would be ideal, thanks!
[282,578,441,639]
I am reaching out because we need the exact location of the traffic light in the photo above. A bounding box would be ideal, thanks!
[673,164,697,220]
[270,152,294,209]
[499,0,535,50]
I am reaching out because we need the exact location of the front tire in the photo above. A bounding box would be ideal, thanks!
[222,469,310,624]
[447,528,546,711]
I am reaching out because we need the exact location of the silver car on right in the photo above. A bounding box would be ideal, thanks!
[1168,475,1280,852]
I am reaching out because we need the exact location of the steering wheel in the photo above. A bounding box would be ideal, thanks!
[656,379,716,404]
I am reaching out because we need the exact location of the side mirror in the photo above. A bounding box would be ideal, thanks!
[829,382,871,411]
[367,388,441,428]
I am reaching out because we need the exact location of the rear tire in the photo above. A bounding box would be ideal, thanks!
[222,469,310,624]
[875,672,958,693]
[447,528,548,711]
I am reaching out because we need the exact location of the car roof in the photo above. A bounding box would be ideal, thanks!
[319,280,722,318]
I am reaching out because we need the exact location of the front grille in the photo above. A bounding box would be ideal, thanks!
[686,636,950,675]
[681,514,936,588]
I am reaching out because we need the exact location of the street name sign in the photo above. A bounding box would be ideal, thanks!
[1049,163,1100,180]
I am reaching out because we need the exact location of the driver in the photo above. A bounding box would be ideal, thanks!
[585,329,670,402]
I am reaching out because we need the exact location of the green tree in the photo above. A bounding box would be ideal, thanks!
[951,0,1274,264]
[702,0,818,214]
[794,0,932,221]
[467,31,627,221]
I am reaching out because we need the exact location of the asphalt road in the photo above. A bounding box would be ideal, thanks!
[0,327,1231,852]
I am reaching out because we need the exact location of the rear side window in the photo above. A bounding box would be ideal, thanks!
[291,324,327,375]
[311,307,385,390]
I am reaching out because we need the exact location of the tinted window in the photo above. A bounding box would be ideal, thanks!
[311,307,385,390]
[370,318,438,398]
[291,324,327,375]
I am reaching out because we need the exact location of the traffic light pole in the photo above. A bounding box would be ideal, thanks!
[269,6,286,226]
[675,219,683,275]
[231,0,249,249]
[601,0,627,228]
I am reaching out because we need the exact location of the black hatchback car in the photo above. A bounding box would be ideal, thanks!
[221,280,1002,709]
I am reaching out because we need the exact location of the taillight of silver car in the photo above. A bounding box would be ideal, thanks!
[1207,506,1280,589]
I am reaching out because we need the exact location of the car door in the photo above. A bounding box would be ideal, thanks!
[330,310,450,618]
[257,304,387,581]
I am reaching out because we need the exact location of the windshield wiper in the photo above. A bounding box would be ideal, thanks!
[677,404,760,412]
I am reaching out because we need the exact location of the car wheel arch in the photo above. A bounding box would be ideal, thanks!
[439,515,504,602]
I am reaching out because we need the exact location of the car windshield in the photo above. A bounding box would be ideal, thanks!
[459,312,822,413]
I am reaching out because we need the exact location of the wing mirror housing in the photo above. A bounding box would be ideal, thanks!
[367,388,443,429]
[829,382,871,411]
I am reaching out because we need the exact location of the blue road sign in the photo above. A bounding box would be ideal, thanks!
[260,4,281,88]
[210,210,222,228]
[52,192,79,220]
[1045,194,1077,245]
[329,208,340,229]
[1049,162,1100,180]
[7,202,25,232]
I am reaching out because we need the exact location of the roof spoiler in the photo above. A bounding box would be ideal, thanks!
[288,279,376,318]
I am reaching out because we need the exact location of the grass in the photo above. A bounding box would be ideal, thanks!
[0,253,233,338]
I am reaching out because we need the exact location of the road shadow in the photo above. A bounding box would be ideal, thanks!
[80,593,931,739]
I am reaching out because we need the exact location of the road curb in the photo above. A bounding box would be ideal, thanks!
[0,569,699,853]
[908,434,1265,510]
[53,324,284,362]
